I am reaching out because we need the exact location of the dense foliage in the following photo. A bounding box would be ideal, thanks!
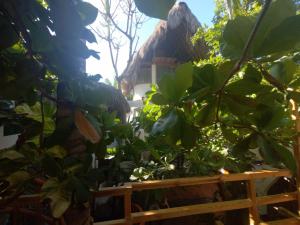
[0,0,132,219]
[133,0,300,179]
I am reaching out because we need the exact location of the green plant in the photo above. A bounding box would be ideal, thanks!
[0,0,131,223]
[134,0,300,177]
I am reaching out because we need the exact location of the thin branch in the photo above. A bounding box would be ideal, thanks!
[219,0,272,91]
[258,64,286,92]
[101,9,131,39]
[215,0,272,122]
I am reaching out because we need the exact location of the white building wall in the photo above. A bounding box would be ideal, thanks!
[133,83,152,101]
[0,126,18,150]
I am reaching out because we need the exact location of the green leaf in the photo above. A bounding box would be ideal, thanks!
[223,94,256,117]
[196,98,217,127]
[271,140,297,174]
[151,93,168,105]
[231,134,254,156]
[257,135,280,165]
[76,1,98,26]
[81,28,97,43]
[193,64,223,92]
[42,179,71,218]
[7,171,31,187]
[221,16,254,59]
[257,136,296,173]
[158,62,193,103]
[51,193,71,218]
[134,0,176,19]
[254,8,298,56]
[226,79,264,95]
[181,122,199,148]
[269,58,298,85]
[221,125,238,143]
[151,109,179,135]
[244,65,262,83]
[0,150,25,160]
[221,0,297,59]
[47,146,67,159]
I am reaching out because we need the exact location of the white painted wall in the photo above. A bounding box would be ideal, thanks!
[133,83,152,101]
[0,126,18,150]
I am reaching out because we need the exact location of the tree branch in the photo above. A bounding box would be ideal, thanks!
[219,0,272,91]
[215,0,272,123]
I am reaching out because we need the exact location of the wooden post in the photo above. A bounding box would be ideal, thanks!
[247,179,260,225]
[151,64,157,85]
[291,100,300,215]
[124,185,132,225]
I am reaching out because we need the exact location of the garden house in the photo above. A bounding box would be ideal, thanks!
[122,2,208,101]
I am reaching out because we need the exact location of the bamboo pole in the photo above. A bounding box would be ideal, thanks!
[124,185,132,225]
[247,179,260,224]
[291,100,300,215]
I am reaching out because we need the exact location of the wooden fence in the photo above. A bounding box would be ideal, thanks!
[93,169,300,225]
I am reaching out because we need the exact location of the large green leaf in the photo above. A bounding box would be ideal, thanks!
[221,0,297,59]
[134,0,176,19]
[47,146,67,159]
[158,63,193,103]
[257,136,296,173]
[0,150,25,160]
[244,65,262,83]
[76,1,98,26]
[192,64,225,93]
[151,93,168,105]
[254,1,298,56]
[231,134,254,156]
[257,135,280,165]
[221,16,254,59]
[226,79,264,95]
[271,140,297,174]
[42,178,71,218]
[257,15,300,56]
[253,104,288,131]
[7,171,31,187]
[151,109,179,135]
[269,58,298,85]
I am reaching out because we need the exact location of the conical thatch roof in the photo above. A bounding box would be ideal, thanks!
[121,2,208,90]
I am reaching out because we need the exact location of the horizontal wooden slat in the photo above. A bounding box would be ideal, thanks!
[129,176,220,191]
[222,169,291,182]
[260,218,300,225]
[257,192,297,206]
[94,219,127,225]
[93,185,132,198]
[127,170,291,191]
[12,194,41,204]
[131,199,252,223]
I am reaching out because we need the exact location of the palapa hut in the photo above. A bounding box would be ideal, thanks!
[121,2,208,100]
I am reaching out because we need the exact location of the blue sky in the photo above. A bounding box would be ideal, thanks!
[86,0,215,81]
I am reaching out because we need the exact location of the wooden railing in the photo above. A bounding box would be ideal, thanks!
[93,169,300,225]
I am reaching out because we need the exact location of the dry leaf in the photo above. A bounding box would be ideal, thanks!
[74,110,101,144]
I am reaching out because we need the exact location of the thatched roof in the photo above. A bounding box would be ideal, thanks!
[121,2,208,90]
